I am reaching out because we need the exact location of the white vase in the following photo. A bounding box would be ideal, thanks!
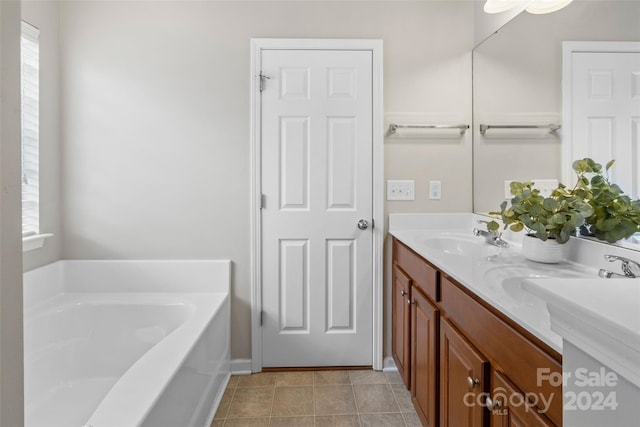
[521,234,566,264]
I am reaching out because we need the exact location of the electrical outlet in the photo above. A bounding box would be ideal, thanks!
[505,179,559,198]
[504,180,514,199]
[533,179,559,197]
[387,180,415,201]
[429,181,442,200]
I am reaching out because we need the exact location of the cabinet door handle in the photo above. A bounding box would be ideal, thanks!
[400,290,407,296]
[486,396,502,411]
[407,299,414,305]
[466,376,480,389]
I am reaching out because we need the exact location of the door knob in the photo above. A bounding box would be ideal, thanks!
[357,219,369,230]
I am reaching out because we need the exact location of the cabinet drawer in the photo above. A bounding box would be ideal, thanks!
[393,238,439,301]
[441,276,562,426]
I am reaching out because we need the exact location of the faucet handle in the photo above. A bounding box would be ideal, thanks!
[604,254,640,278]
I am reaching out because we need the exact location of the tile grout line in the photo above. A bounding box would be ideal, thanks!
[224,381,237,422]
[389,380,415,427]
[268,372,282,425]
[348,370,362,425]
[394,386,410,427]
[269,372,281,426]
[312,371,317,427]
[218,377,236,424]
[312,377,317,427]
[387,377,410,427]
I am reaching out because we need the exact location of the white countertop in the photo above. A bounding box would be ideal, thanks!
[389,213,599,354]
[523,278,640,388]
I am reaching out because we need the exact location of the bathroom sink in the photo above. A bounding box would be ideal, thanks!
[483,265,589,307]
[423,235,502,257]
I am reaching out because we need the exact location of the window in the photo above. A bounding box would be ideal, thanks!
[21,21,39,238]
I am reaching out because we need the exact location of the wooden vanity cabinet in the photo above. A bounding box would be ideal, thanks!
[392,264,412,387]
[391,237,563,427]
[440,275,562,426]
[440,318,488,427]
[410,284,439,427]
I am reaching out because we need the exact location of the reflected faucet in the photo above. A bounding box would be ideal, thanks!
[473,220,509,248]
[598,254,640,278]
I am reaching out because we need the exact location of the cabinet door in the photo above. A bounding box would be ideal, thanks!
[392,265,412,387]
[410,286,439,427]
[489,370,554,427]
[440,318,489,427]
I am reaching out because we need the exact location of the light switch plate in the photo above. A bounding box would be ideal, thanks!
[387,180,415,200]
[429,181,442,200]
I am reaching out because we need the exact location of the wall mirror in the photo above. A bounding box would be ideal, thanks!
[472,0,640,247]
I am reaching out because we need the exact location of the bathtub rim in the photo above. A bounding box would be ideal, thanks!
[24,259,231,308]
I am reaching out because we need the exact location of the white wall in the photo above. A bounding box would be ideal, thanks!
[0,1,25,424]
[22,1,62,272]
[59,0,474,361]
[473,0,529,47]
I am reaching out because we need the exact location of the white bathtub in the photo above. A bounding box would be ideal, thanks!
[23,260,231,427]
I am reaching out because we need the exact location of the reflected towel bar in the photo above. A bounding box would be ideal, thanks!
[479,124,561,135]
[388,123,470,136]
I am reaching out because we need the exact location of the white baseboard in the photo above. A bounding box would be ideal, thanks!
[383,356,398,372]
[231,358,252,375]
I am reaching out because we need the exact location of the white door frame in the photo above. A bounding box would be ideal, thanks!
[249,38,384,372]
[561,41,640,184]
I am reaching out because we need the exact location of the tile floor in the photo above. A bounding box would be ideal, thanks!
[211,370,422,426]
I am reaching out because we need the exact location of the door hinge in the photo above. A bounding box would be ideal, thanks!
[371,218,375,229]
[260,310,264,326]
[259,193,265,209]
[259,72,270,92]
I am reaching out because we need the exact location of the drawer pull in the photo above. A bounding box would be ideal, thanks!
[467,376,480,389]
[401,290,407,296]
[407,299,414,305]
[486,396,502,411]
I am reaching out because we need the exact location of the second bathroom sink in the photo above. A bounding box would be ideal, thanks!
[482,264,591,309]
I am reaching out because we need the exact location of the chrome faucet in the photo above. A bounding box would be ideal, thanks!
[473,220,509,248]
[598,254,640,278]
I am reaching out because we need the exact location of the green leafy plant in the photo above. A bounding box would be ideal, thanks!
[488,180,594,244]
[572,158,640,243]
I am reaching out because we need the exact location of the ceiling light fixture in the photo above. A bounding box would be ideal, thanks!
[483,0,574,15]
[483,0,523,14]
[525,0,574,14]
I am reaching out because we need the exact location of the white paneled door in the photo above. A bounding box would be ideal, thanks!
[260,49,373,367]
[566,47,640,196]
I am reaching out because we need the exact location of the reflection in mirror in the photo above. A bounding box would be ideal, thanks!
[563,41,640,196]
[473,0,640,216]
